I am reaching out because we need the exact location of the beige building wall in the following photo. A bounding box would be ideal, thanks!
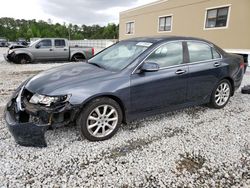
[119,0,250,50]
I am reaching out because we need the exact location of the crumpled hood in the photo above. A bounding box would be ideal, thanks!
[9,44,27,50]
[25,63,112,95]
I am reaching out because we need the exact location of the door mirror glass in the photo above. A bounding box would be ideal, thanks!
[141,62,160,72]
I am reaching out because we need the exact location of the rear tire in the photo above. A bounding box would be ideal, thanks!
[71,54,85,62]
[209,79,232,109]
[77,97,123,141]
[242,85,250,94]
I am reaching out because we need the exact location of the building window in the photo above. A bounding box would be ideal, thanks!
[126,22,135,34]
[205,6,229,28]
[158,15,172,32]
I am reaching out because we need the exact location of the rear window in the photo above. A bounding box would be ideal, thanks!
[55,40,66,47]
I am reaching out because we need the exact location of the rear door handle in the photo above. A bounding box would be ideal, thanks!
[49,49,53,51]
[175,70,186,75]
[214,62,221,67]
[64,49,67,51]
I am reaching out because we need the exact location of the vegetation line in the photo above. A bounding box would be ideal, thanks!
[0,17,119,41]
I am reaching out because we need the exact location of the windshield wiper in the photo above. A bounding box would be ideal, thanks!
[89,62,105,70]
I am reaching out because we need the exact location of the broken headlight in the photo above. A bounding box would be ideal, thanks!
[29,94,70,106]
[8,50,14,54]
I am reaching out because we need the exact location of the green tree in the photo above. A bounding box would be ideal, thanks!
[0,17,119,41]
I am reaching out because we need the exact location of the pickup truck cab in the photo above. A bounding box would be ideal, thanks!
[4,38,94,64]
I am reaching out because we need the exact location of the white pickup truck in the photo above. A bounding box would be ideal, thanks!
[4,38,94,64]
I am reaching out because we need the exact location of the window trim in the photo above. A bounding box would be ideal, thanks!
[204,4,231,30]
[132,40,184,74]
[132,40,223,74]
[157,14,173,33]
[125,21,135,35]
[186,41,222,64]
[37,39,52,49]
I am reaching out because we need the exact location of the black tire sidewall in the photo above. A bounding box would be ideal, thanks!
[210,79,232,109]
[77,97,123,141]
[72,54,85,62]
[17,55,29,64]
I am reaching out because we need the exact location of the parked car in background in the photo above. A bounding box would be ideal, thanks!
[4,38,94,64]
[5,36,245,147]
[0,38,8,47]
[16,38,29,46]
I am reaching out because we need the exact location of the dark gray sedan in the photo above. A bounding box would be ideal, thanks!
[5,36,245,147]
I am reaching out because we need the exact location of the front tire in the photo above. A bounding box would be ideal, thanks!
[209,79,232,109]
[77,97,123,141]
[16,55,30,64]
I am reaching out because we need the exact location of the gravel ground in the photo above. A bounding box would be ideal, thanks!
[0,47,249,187]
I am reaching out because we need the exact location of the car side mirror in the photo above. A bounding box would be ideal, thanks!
[35,44,41,49]
[141,62,160,72]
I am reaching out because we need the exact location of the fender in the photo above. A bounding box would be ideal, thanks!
[13,50,34,62]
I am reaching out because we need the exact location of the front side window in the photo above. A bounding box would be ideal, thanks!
[187,42,213,62]
[89,41,151,71]
[55,40,66,48]
[37,40,52,48]
[205,6,229,28]
[159,16,172,32]
[145,42,183,68]
[126,22,135,34]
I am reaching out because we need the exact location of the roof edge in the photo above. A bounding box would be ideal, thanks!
[120,0,168,15]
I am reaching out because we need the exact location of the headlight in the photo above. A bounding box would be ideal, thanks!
[29,93,70,106]
[8,50,14,54]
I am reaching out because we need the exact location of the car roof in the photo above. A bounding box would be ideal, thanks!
[124,36,210,44]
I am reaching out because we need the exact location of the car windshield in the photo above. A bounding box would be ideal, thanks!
[88,41,152,72]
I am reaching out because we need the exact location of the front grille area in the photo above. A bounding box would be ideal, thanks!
[22,88,34,102]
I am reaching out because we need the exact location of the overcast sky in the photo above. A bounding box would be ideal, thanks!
[0,0,157,25]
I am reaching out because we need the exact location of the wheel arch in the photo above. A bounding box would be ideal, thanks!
[79,94,127,123]
[14,52,33,63]
[222,77,235,96]
[70,52,86,61]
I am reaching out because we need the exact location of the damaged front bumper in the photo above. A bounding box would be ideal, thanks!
[4,87,79,147]
[5,109,49,147]
[3,52,16,62]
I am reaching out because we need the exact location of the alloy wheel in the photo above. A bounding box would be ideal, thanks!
[215,82,230,106]
[86,105,118,138]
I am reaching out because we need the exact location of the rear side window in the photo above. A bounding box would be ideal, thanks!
[145,42,183,68]
[187,42,213,63]
[38,40,52,48]
[55,40,66,48]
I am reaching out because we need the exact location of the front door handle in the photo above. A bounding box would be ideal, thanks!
[49,49,53,51]
[214,62,221,67]
[64,49,67,51]
[175,70,186,75]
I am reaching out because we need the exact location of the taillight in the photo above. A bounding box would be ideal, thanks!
[240,59,245,69]
[92,48,95,56]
